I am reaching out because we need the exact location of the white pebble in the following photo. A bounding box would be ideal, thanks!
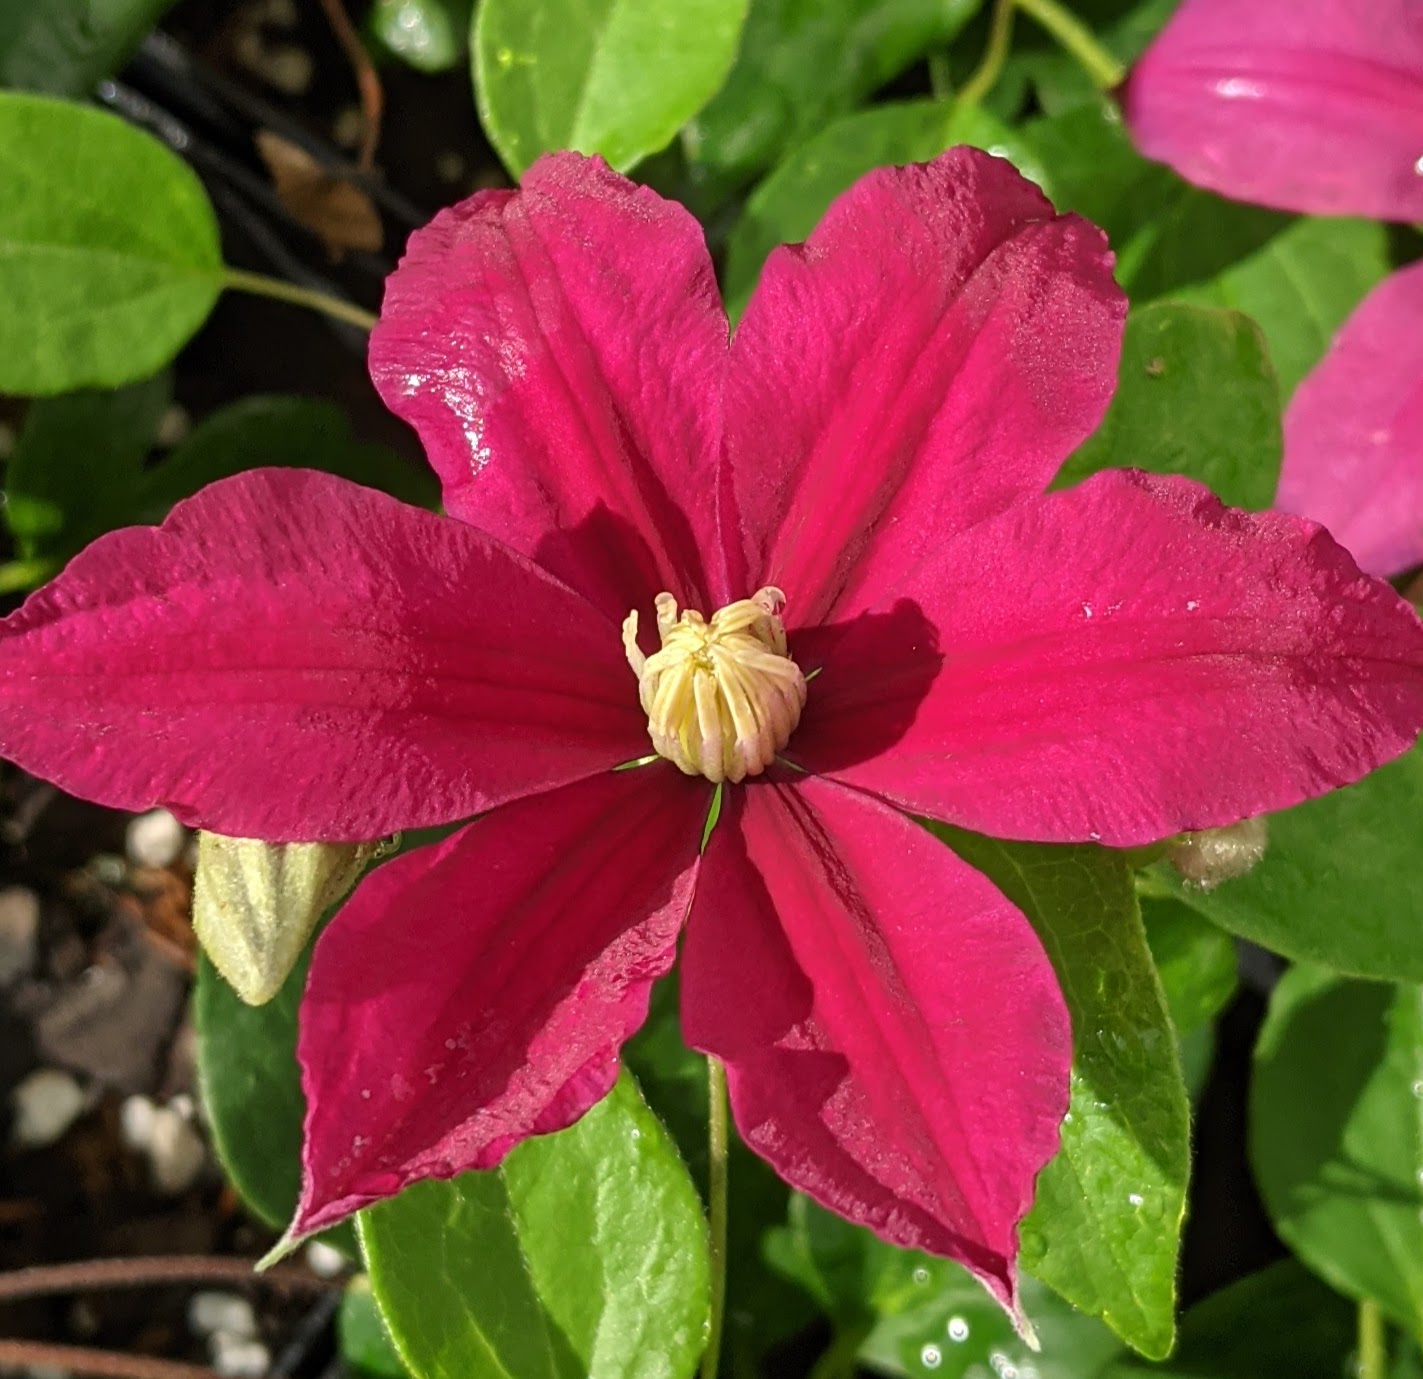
[210,1332,270,1377]
[126,809,187,869]
[119,1094,158,1151]
[189,1292,257,1340]
[147,1104,207,1195]
[0,886,39,985]
[11,1069,87,1148]
[304,1240,346,1278]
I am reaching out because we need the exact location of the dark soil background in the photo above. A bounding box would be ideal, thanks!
[0,3,1282,1373]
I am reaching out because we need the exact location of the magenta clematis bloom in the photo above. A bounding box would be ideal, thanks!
[1277,261,1423,579]
[3,150,1423,1316]
[1123,0,1423,220]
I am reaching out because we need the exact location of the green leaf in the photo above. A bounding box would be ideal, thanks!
[932,828,1188,1359]
[0,0,178,97]
[766,1196,1125,1379]
[340,1276,411,1379]
[360,1071,710,1379]
[472,0,748,177]
[1105,1261,1355,1379]
[3,371,170,566]
[133,395,439,518]
[1141,896,1238,1035]
[1154,744,1423,983]
[1172,215,1393,398]
[193,939,356,1254]
[1055,302,1282,509]
[1023,105,1290,304]
[684,0,982,194]
[0,91,223,394]
[369,0,472,72]
[724,100,1040,315]
[621,976,815,1368]
[1252,965,1423,1334]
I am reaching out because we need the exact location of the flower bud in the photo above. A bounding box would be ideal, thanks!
[1165,817,1269,891]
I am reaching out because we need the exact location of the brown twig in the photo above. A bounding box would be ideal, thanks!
[315,0,383,172]
[0,1254,337,1304]
[0,1340,217,1379]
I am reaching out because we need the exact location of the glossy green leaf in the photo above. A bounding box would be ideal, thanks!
[933,827,1188,1358]
[194,939,356,1255]
[0,0,177,97]
[1173,216,1394,398]
[1141,896,1238,1035]
[0,91,223,394]
[1055,302,1282,509]
[369,0,472,72]
[340,1277,411,1379]
[1252,965,1423,1333]
[361,1072,710,1379]
[1155,744,1423,983]
[766,1195,1124,1379]
[685,0,981,194]
[3,372,170,567]
[1106,1261,1355,1379]
[134,395,439,517]
[621,977,814,1368]
[472,0,748,177]
[1023,105,1289,304]
[724,100,1039,315]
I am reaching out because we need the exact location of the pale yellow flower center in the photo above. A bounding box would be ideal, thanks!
[622,587,807,784]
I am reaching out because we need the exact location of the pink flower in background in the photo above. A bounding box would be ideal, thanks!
[1277,262,1423,578]
[3,150,1423,1316]
[1123,0,1423,220]
[1126,0,1423,579]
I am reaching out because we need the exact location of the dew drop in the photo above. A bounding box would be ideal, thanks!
[1081,601,1094,619]
[913,1266,930,1285]
[921,1344,943,1370]
[1414,154,1423,176]
[1411,1080,1423,1097]
[360,1088,371,1100]
[1185,599,1199,611]
[630,1127,642,1141]
[947,1316,970,1342]
[1129,1192,1144,1207]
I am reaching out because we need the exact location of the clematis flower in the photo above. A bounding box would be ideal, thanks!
[1124,0,1423,580]
[1122,0,1423,221]
[3,149,1423,1320]
[1276,261,1423,578]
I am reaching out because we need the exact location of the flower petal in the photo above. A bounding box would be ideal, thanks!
[292,765,707,1238]
[1277,262,1423,578]
[1124,0,1423,220]
[0,469,644,841]
[681,775,1071,1313]
[791,470,1423,847]
[724,147,1123,623]
[370,152,730,621]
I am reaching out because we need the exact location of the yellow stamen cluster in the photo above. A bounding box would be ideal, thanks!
[622,587,807,784]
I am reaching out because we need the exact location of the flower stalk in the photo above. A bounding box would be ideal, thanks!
[957,0,1125,109]
[702,1055,730,1379]
[222,268,378,331]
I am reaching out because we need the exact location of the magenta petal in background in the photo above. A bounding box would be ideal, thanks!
[1124,0,1423,220]
[0,469,644,841]
[1277,262,1423,578]
[793,470,1423,847]
[680,774,1071,1310]
[370,152,731,622]
[726,147,1123,624]
[292,765,707,1238]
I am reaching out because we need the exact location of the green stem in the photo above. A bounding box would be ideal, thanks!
[1015,0,1127,89]
[807,1321,872,1379]
[0,558,57,595]
[956,0,1016,109]
[701,1056,730,1379]
[222,269,378,331]
[1358,1299,1386,1379]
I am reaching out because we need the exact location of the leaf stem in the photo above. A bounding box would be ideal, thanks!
[222,269,378,331]
[0,1254,335,1303]
[0,1340,213,1379]
[1015,0,1127,89]
[956,0,1126,110]
[1358,1299,1386,1379]
[701,1055,730,1379]
[956,0,1017,109]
